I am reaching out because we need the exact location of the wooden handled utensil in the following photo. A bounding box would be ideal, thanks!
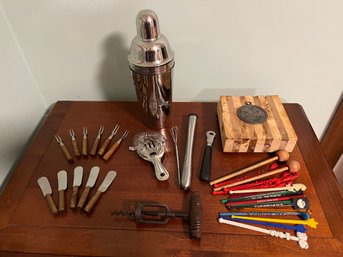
[69,129,80,157]
[90,125,104,156]
[210,150,289,186]
[213,160,300,192]
[98,125,119,156]
[57,170,67,213]
[37,177,58,215]
[70,166,83,209]
[84,170,117,213]
[103,130,129,161]
[55,134,73,162]
[77,166,100,209]
[82,126,88,156]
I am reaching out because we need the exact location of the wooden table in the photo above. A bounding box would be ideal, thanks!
[0,101,342,257]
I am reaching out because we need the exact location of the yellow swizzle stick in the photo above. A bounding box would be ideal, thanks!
[231,215,318,229]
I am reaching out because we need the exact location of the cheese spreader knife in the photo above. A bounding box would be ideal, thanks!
[70,166,83,209]
[57,170,68,213]
[37,177,58,215]
[77,166,100,209]
[84,170,117,213]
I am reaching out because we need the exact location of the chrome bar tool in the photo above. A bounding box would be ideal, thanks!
[129,132,169,181]
[181,114,197,190]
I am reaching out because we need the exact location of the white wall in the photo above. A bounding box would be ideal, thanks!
[334,154,343,189]
[0,3,46,188]
[1,0,342,187]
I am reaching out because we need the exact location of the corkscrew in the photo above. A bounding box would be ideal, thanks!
[111,191,202,239]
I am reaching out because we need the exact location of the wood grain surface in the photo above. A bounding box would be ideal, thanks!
[0,101,342,257]
[218,96,298,152]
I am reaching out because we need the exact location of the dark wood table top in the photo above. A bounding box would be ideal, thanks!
[0,101,342,257]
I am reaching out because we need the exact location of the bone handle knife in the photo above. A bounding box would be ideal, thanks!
[58,190,66,213]
[46,194,58,215]
[70,166,83,209]
[57,170,67,213]
[84,170,117,213]
[78,186,91,209]
[37,177,58,215]
[77,166,100,209]
[70,186,79,209]
[83,190,103,213]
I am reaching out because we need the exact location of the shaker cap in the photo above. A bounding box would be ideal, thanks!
[128,9,174,67]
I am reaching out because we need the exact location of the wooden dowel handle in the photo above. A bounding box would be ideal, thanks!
[210,156,279,186]
[82,137,88,156]
[61,144,73,162]
[77,186,91,209]
[214,167,289,191]
[58,190,66,213]
[70,186,79,209]
[103,142,120,161]
[83,190,103,213]
[45,194,58,215]
[71,139,80,157]
[90,137,100,156]
[98,138,111,156]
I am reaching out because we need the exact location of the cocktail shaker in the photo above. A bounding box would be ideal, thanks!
[128,9,175,129]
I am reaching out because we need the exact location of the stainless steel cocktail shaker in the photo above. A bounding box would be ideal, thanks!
[128,10,175,129]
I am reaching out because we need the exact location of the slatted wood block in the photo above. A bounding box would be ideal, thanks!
[217,95,298,152]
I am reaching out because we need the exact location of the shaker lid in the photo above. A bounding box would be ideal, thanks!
[128,9,174,67]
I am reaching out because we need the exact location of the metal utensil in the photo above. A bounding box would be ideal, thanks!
[57,170,67,213]
[103,130,129,161]
[55,134,73,162]
[69,129,80,157]
[199,131,216,182]
[90,125,104,156]
[181,114,197,190]
[84,170,117,213]
[98,125,119,156]
[70,166,83,209]
[77,166,100,209]
[82,126,88,156]
[130,132,169,181]
[37,177,58,215]
[170,126,181,187]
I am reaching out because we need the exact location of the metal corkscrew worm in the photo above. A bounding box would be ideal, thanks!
[111,191,202,240]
